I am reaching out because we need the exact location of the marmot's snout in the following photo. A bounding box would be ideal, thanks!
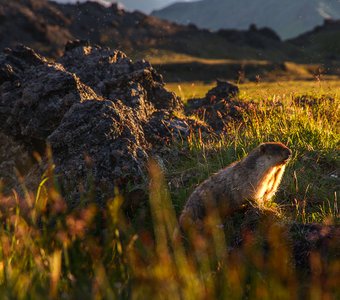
[283,148,292,162]
[260,142,292,164]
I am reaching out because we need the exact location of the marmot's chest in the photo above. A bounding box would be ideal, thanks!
[254,165,286,203]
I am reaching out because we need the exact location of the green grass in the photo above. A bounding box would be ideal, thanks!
[166,80,339,221]
[136,49,270,65]
[166,80,340,102]
[0,80,339,299]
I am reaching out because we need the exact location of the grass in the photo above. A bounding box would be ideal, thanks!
[136,49,270,65]
[166,80,340,102]
[134,49,337,83]
[0,80,339,299]
[133,49,331,83]
[167,80,339,220]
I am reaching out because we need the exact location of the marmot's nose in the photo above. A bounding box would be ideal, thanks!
[285,148,292,159]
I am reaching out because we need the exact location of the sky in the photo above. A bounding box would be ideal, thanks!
[51,0,194,13]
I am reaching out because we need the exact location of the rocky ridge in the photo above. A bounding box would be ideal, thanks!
[186,80,256,132]
[0,41,184,205]
[0,41,242,206]
[0,0,296,62]
[152,0,340,39]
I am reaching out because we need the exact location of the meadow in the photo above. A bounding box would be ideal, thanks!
[0,80,339,299]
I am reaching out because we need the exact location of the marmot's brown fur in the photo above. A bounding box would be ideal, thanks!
[179,142,292,229]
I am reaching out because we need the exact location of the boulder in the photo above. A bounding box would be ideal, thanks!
[0,45,97,153]
[59,40,182,113]
[236,207,340,271]
[290,223,340,270]
[0,43,253,206]
[0,42,185,205]
[186,80,255,132]
[49,100,149,206]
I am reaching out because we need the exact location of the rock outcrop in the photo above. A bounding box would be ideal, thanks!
[0,42,184,205]
[290,223,340,269]
[0,45,97,153]
[1,42,257,206]
[49,99,150,206]
[58,40,182,113]
[186,80,256,132]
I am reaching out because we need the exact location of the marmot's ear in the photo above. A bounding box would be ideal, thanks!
[260,144,266,154]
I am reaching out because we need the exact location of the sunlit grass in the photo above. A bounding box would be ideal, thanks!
[137,49,269,65]
[166,79,340,102]
[166,80,339,223]
[0,80,339,299]
[0,161,338,299]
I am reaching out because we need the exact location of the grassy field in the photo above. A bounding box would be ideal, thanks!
[135,49,336,82]
[0,80,339,299]
[166,80,339,221]
[167,80,340,102]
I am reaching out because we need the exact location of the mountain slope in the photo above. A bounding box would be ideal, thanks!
[53,0,292,61]
[117,0,183,13]
[152,0,340,39]
[51,0,181,13]
[0,0,296,62]
[289,19,340,62]
[0,0,72,55]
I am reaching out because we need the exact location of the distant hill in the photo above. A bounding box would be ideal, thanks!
[0,0,295,61]
[116,0,184,13]
[0,0,72,56]
[51,0,182,14]
[2,0,340,81]
[289,19,340,62]
[152,0,340,39]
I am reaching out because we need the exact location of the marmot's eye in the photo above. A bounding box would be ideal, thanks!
[260,144,266,153]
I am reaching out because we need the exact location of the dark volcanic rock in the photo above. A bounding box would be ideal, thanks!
[58,40,182,113]
[186,80,255,132]
[0,43,254,207]
[144,110,215,146]
[0,42,187,205]
[0,45,97,153]
[0,132,33,193]
[49,100,149,206]
[186,80,239,111]
[206,79,240,100]
[144,111,191,145]
[294,94,334,107]
[290,223,340,270]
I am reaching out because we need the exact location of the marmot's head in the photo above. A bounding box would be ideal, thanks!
[243,142,292,171]
[258,142,292,166]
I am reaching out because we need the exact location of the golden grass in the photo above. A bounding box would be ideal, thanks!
[166,79,340,102]
[0,80,339,299]
[239,80,340,101]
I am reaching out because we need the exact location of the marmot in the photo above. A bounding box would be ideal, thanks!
[179,142,292,229]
